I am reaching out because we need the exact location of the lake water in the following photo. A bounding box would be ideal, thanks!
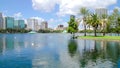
[0,33,120,68]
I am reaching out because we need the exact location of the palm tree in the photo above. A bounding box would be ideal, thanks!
[80,7,89,36]
[101,14,108,36]
[86,13,92,31]
[89,14,101,36]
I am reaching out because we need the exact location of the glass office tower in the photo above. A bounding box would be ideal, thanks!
[5,17,14,29]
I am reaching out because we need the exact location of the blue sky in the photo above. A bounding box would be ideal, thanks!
[0,0,120,29]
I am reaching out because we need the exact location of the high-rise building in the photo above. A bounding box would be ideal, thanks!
[14,20,25,29]
[27,18,39,31]
[56,24,64,30]
[14,20,19,29]
[41,21,48,30]
[34,20,39,31]
[27,19,32,30]
[95,8,108,30]
[95,8,108,19]
[18,20,25,29]
[5,17,14,29]
[0,13,4,29]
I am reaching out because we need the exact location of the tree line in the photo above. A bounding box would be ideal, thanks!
[67,7,120,36]
[0,28,31,33]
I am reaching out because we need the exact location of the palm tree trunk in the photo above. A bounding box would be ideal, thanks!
[103,32,105,36]
[103,25,106,36]
[71,33,75,39]
[84,23,86,36]
[94,28,97,36]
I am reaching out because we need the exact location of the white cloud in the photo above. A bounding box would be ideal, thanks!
[32,0,59,12]
[13,12,23,20]
[57,0,117,16]
[31,0,117,29]
[32,0,117,16]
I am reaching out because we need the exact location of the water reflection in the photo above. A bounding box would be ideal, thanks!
[0,34,25,55]
[68,39,78,57]
[77,40,120,68]
[106,42,120,62]
[0,34,120,68]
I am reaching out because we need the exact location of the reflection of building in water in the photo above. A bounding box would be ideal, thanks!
[0,35,27,54]
[14,36,23,52]
[6,36,14,50]
[0,35,6,54]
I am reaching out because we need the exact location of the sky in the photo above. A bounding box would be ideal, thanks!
[0,0,120,29]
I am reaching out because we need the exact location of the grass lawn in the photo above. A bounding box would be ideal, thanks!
[79,36,120,40]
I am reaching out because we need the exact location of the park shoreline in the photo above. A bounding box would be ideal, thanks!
[79,36,120,42]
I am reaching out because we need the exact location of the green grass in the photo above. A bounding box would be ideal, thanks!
[79,36,120,40]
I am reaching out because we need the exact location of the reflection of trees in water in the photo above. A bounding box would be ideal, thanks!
[106,42,120,63]
[79,40,120,68]
[89,41,103,61]
[67,39,120,67]
[80,40,102,67]
[68,39,78,57]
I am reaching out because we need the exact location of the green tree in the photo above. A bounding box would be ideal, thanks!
[112,8,120,27]
[67,15,78,38]
[116,17,120,35]
[107,15,114,33]
[89,14,101,36]
[112,8,119,19]
[111,8,120,34]
[79,7,89,36]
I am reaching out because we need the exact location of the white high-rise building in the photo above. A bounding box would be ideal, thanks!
[0,12,4,29]
[27,18,39,31]
[95,8,108,30]
[95,8,108,19]
[41,21,48,30]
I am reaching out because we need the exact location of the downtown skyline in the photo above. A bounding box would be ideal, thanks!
[0,0,120,29]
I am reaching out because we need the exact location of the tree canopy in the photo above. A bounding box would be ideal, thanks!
[67,15,78,34]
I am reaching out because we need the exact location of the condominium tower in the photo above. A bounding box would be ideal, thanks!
[27,18,39,31]
[0,13,4,29]
[41,21,48,30]
[95,8,108,19]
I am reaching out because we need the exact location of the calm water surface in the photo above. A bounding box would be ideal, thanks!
[0,33,120,68]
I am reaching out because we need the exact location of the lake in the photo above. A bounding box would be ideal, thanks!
[0,33,120,68]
